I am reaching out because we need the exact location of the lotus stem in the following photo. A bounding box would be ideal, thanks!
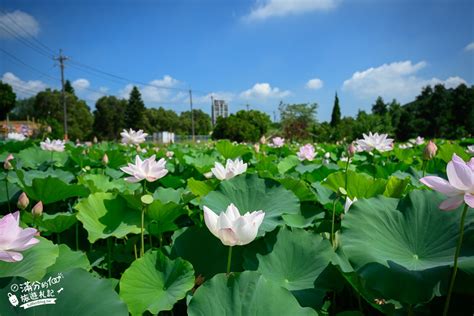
[75,222,79,250]
[226,246,233,275]
[443,203,469,316]
[422,160,427,177]
[50,151,54,165]
[140,206,146,258]
[344,158,350,192]
[107,238,113,278]
[331,197,339,249]
[4,175,10,213]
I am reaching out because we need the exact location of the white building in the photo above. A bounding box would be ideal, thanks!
[211,99,229,125]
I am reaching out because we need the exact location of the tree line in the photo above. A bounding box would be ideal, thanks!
[2,82,211,140]
[1,80,472,142]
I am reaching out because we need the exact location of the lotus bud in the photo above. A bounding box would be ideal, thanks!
[166,151,174,158]
[4,154,14,170]
[259,135,267,144]
[17,192,29,210]
[93,136,98,143]
[46,126,52,133]
[102,154,109,165]
[32,201,43,217]
[423,140,438,160]
[347,143,356,157]
[254,143,260,153]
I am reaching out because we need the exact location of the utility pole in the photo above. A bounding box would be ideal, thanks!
[54,49,68,140]
[210,95,214,127]
[273,111,277,122]
[189,89,195,142]
[245,104,250,111]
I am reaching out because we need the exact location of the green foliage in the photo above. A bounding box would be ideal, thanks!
[144,106,180,133]
[124,86,146,130]
[178,109,212,135]
[93,96,127,140]
[279,102,318,141]
[330,93,341,127]
[212,109,271,142]
[0,81,16,120]
[64,80,75,94]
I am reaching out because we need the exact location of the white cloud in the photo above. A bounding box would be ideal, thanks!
[2,72,48,98]
[244,0,338,21]
[119,75,180,103]
[0,10,40,38]
[342,60,467,103]
[72,78,90,90]
[464,42,474,52]
[306,78,323,90]
[193,91,235,105]
[240,82,290,99]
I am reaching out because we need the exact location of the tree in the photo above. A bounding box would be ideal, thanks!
[178,109,212,135]
[64,80,75,95]
[144,107,180,133]
[212,110,271,142]
[330,92,341,127]
[371,96,388,116]
[0,81,16,120]
[93,96,127,140]
[33,89,93,139]
[124,86,146,130]
[279,102,318,140]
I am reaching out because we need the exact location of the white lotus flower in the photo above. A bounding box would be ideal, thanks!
[120,129,148,145]
[355,132,394,152]
[40,138,65,152]
[344,196,358,213]
[203,203,265,246]
[7,132,26,141]
[409,136,424,145]
[120,155,168,183]
[467,145,474,155]
[211,158,247,180]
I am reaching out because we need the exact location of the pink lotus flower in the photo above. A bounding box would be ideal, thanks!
[0,211,39,262]
[271,137,285,148]
[420,154,474,210]
[4,154,14,170]
[211,158,247,181]
[297,144,316,161]
[120,155,168,183]
[120,129,148,145]
[40,138,65,152]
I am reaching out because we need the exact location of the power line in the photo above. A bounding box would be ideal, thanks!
[0,22,52,58]
[0,47,58,82]
[0,9,55,55]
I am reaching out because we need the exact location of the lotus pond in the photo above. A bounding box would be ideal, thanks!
[0,135,473,316]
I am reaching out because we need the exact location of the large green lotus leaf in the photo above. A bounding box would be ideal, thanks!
[17,175,89,205]
[251,228,334,291]
[184,154,216,173]
[0,180,20,203]
[46,244,91,274]
[119,250,195,315]
[38,212,77,234]
[216,140,250,159]
[16,147,68,168]
[277,178,317,202]
[201,174,300,233]
[323,170,387,199]
[187,178,216,198]
[437,142,470,163]
[10,169,75,186]
[147,199,187,235]
[278,155,301,174]
[187,271,317,316]
[0,237,59,281]
[78,174,124,193]
[170,226,246,279]
[341,190,474,304]
[74,192,141,243]
[383,176,410,198]
[0,268,128,316]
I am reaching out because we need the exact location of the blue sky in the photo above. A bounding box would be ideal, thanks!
[1,0,473,122]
